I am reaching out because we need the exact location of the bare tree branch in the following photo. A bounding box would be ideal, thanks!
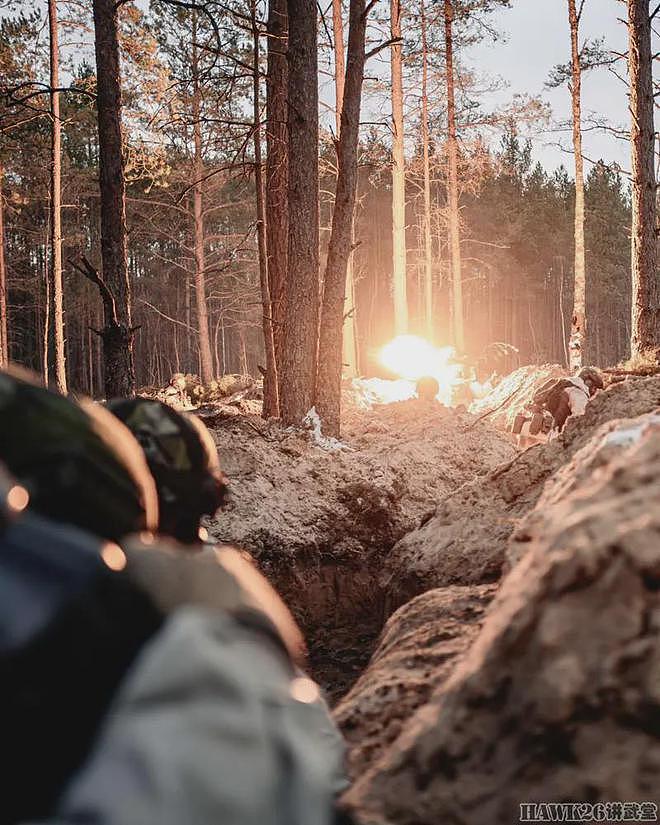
[137,299,199,332]
[365,36,402,61]
[69,256,119,326]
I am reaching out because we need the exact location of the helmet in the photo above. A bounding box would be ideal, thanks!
[577,366,604,395]
[416,375,440,402]
[107,398,228,543]
[0,369,158,541]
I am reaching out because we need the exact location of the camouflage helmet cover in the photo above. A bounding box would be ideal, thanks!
[107,398,228,543]
[0,369,158,540]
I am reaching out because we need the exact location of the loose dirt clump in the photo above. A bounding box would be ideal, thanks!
[508,409,660,567]
[208,400,515,699]
[382,375,660,606]
[343,422,660,825]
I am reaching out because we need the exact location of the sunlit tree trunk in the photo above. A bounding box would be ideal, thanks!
[317,0,369,435]
[334,0,359,375]
[628,0,658,356]
[49,0,67,393]
[266,0,288,395]
[420,0,433,341]
[191,14,214,384]
[444,0,464,351]
[567,0,586,369]
[92,0,136,398]
[280,0,320,424]
[252,0,278,417]
[391,0,408,334]
[0,164,8,368]
[333,0,345,122]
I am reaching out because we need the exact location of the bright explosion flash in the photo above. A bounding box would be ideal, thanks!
[375,334,464,405]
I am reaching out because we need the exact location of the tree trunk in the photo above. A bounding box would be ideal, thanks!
[559,255,569,366]
[185,270,191,367]
[43,244,50,386]
[444,0,464,352]
[0,164,8,368]
[420,0,433,341]
[316,0,369,435]
[390,0,408,334]
[280,0,320,424]
[334,0,359,376]
[266,0,288,393]
[252,1,279,417]
[628,0,658,356]
[92,0,136,398]
[192,14,214,385]
[49,0,67,393]
[239,326,249,375]
[333,0,345,123]
[567,0,586,370]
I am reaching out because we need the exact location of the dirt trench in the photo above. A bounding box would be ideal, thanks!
[197,371,660,824]
[276,560,388,704]
[207,400,516,701]
[204,373,660,710]
[343,414,660,825]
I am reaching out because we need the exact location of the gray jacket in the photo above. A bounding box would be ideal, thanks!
[45,606,346,825]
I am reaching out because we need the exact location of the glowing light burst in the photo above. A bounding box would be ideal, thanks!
[374,334,464,405]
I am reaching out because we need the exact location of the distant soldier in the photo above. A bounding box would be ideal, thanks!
[108,398,229,545]
[512,366,604,448]
[550,366,604,432]
[415,375,440,403]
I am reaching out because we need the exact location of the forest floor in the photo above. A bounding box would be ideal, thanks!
[174,365,660,821]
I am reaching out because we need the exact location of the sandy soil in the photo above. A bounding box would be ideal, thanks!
[207,398,515,699]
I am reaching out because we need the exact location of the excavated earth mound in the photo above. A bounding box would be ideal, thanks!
[208,400,515,700]
[382,375,660,607]
[140,372,261,410]
[343,420,660,825]
[334,584,496,782]
[509,409,660,567]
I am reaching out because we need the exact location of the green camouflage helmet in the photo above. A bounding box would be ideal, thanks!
[0,369,158,541]
[107,398,229,543]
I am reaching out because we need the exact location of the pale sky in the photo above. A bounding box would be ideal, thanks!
[468,0,641,173]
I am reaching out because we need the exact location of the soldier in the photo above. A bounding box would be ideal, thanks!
[512,366,604,448]
[0,371,345,825]
[107,397,228,545]
[535,366,604,434]
[415,375,440,403]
